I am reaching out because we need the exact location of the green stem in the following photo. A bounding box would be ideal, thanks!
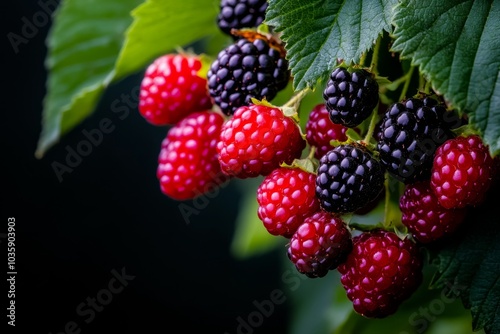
[283,88,309,109]
[398,65,415,101]
[363,104,379,144]
[423,80,432,95]
[349,221,385,232]
[359,52,368,67]
[389,74,409,88]
[418,71,426,92]
[383,174,391,229]
[369,35,382,74]
[307,145,316,160]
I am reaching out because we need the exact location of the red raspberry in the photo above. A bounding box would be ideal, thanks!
[430,135,495,209]
[257,167,320,238]
[139,54,213,126]
[400,181,467,243]
[157,111,227,200]
[217,104,306,178]
[287,211,352,278]
[337,230,423,318]
[305,103,348,159]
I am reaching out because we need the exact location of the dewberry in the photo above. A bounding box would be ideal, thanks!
[323,67,379,128]
[400,181,467,243]
[376,97,455,183]
[217,104,305,178]
[207,36,290,115]
[257,167,320,238]
[315,144,385,214]
[157,111,227,200]
[139,53,212,126]
[431,135,495,209]
[288,211,352,278]
[217,0,268,37]
[305,103,348,159]
[338,230,423,318]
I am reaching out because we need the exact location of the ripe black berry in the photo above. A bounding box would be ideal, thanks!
[217,0,268,37]
[323,67,379,128]
[207,36,290,115]
[376,97,455,184]
[315,144,385,214]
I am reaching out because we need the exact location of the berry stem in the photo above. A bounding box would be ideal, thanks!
[307,145,317,160]
[418,71,425,92]
[360,35,382,146]
[283,88,310,110]
[382,176,404,230]
[423,80,432,95]
[362,104,379,145]
[359,52,368,68]
[417,71,432,95]
[383,175,391,228]
[387,74,409,89]
[398,65,415,101]
[368,35,382,74]
[348,221,386,232]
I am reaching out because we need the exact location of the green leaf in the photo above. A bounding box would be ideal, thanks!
[114,0,221,79]
[391,0,500,156]
[36,0,223,158]
[428,182,500,333]
[266,0,398,91]
[230,178,285,259]
[35,0,142,158]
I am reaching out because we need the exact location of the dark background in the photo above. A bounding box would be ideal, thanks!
[3,1,289,333]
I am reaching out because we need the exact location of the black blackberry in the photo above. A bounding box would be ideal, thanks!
[323,67,379,128]
[376,97,456,184]
[207,36,290,115]
[315,144,385,214]
[217,0,268,37]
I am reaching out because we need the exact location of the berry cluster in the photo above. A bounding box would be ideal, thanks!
[378,98,498,248]
[253,63,495,318]
[137,1,498,321]
[248,64,424,319]
[137,1,291,202]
